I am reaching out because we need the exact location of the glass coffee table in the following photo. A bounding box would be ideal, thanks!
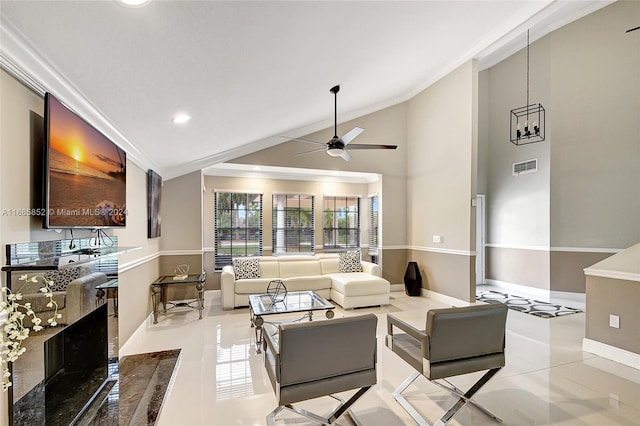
[248,291,335,353]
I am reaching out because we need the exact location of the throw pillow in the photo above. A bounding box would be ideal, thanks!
[233,257,261,279]
[339,251,363,273]
[44,266,81,292]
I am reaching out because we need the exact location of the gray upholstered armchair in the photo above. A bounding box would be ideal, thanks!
[386,303,508,426]
[263,313,378,425]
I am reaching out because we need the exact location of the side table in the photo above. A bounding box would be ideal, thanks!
[151,273,206,324]
[96,279,119,317]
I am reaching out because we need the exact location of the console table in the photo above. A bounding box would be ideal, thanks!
[151,273,206,324]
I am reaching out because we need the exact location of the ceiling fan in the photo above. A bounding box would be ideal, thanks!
[282,85,397,161]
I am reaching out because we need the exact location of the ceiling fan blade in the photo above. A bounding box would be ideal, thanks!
[338,150,353,161]
[294,148,327,157]
[281,136,326,146]
[341,127,364,145]
[345,144,397,150]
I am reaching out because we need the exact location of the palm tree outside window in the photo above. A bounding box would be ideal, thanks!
[323,196,360,251]
[272,194,315,254]
[214,192,263,268]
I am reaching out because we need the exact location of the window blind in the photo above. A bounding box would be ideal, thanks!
[368,195,378,255]
[322,196,360,250]
[272,193,315,254]
[214,192,263,268]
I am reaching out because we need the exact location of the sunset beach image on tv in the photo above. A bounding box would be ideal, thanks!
[44,93,126,228]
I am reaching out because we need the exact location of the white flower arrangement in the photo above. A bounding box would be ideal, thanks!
[0,274,60,391]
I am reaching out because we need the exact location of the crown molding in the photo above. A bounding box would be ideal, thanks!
[0,16,161,176]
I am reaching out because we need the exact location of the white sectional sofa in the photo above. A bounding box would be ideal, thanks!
[220,253,390,310]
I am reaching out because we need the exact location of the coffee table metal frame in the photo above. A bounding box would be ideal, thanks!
[248,290,335,354]
[151,273,206,324]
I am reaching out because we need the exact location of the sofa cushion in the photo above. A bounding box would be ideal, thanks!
[259,258,280,278]
[233,258,261,279]
[283,275,332,292]
[44,266,81,291]
[235,278,275,294]
[329,273,390,296]
[279,260,322,278]
[338,251,362,273]
[319,256,340,274]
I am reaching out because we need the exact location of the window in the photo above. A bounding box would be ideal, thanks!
[272,194,315,254]
[368,195,379,255]
[323,196,360,250]
[214,192,263,268]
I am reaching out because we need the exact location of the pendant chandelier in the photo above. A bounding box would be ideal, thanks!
[510,30,545,145]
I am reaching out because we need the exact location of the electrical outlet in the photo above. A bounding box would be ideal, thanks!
[609,393,620,408]
[609,314,620,329]
[432,235,443,243]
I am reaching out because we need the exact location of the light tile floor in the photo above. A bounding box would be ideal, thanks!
[121,289,640,426]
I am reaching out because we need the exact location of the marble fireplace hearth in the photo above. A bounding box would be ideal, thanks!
[80,349,181,426]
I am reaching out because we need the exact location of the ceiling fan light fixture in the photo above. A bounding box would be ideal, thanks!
[172,113,191,124]
[117,0,151,7]
[327,148,343,157]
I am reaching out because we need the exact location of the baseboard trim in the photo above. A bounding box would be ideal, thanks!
[390,284,404,292]
[582,338,640,370]
[119,313,153,356]
[421,289,468,306]
[484,279,550,299]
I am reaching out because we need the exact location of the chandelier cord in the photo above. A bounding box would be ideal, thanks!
[526,29,530,122]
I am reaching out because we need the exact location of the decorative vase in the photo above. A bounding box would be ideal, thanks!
[404,261,422,296]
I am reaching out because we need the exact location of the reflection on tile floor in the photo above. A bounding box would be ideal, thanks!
[121,290,640,426]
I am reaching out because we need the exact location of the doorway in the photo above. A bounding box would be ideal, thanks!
[475,194,486,285]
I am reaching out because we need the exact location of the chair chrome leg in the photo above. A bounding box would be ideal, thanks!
[432,368,503,424]
[392,369,502,426]
[266,406,284,426]
[392,371,430,426]
[268,386,372,425]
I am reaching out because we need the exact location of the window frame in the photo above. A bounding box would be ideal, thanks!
[272,193,315,255]
[322,195,361,251]
[368,194,379,256]
[214,191,263,268]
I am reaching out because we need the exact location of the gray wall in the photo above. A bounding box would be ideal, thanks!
[0,69,161,349]
[0,68,163,422]
[234,61,480,302]
[481,0,640,293]
[405,60,478,302]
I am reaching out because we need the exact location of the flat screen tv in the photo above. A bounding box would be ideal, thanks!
[44,93,126,228]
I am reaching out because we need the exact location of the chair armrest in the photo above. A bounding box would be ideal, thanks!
[263,328,279,355]
[387,313,429,358]
[220,265,236,310]
[387,313,426,339]
[263,328,280,382]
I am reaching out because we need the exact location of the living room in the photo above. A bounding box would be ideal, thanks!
[1,1,639,425]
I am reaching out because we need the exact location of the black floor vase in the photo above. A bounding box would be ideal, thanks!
[404,261,422,296]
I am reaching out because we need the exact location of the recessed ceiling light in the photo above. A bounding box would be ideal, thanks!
[172,113,191,124]
[117,0,151,7]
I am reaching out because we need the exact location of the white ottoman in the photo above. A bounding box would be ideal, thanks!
[329,272,391,309]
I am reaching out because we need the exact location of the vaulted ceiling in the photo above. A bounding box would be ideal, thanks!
[0,0,611,179]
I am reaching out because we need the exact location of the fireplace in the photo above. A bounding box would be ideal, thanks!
[2,238,128,425]
[13,304,110,425]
